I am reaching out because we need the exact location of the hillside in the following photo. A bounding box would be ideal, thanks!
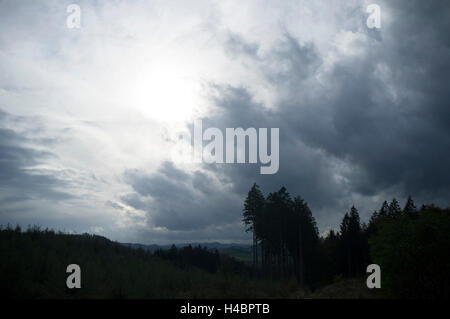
[0,226,297,298]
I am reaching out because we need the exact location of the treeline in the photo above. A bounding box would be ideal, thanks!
[154,244,249,275]
[243,183,450,297]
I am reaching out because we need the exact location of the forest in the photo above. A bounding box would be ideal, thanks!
[242,183,450,298]
[0,183,449,298]
[0,225,298,298]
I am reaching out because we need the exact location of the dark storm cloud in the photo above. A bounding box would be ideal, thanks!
[219,0,450,208]
[123,161,241,231]
[0,111,73,204]
[198,84,345,211]
[183,0,450,228]
[282,0,450,201]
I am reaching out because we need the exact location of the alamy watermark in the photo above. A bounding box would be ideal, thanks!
[170,120,279,175]
[66,4,81,29]
[366,4,381,29]
[366,264,381,288]
[66,264,81,288]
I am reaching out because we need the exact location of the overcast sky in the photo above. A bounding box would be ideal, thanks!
[1,0,449,244]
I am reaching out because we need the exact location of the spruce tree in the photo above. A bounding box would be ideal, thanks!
[388,198,402,218]
[379,201,389,217]
[403,195,417,217]
[243,183,265,273]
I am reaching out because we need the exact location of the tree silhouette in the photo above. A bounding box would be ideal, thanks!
[243,183,265,273]
[379,200,389,217]
[388,198,402,218]
[339,206,363,277]
[243,185,319,286]
[403,195,417,217]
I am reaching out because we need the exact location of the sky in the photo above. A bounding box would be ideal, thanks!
[0,0,449,244]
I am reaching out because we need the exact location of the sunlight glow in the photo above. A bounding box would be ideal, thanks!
[129,64,199,122]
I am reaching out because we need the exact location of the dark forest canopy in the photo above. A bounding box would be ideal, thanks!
[242,183,450,298]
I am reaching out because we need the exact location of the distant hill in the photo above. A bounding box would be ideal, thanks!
[121,242,252,262]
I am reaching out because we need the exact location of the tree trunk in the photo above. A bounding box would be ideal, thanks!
[252,231,256,274]
[298,221,304,286]
[255,236,258,274]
